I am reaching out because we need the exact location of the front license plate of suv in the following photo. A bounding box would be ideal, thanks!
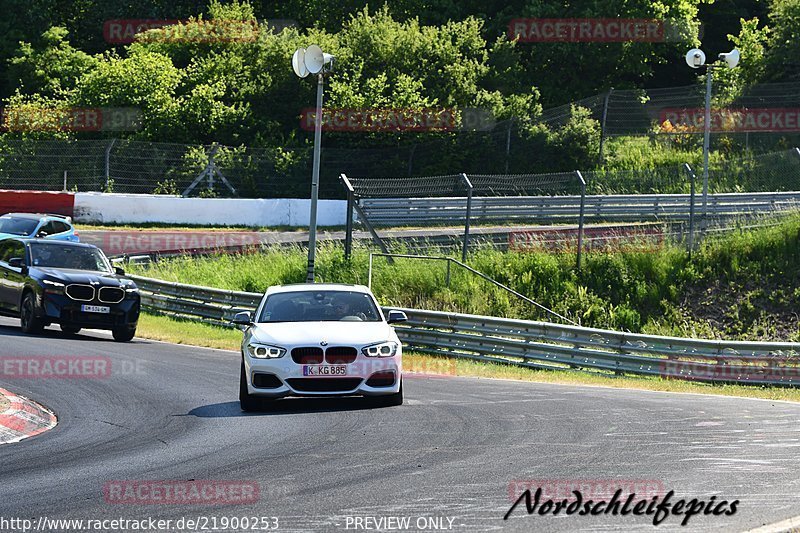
[81,305,110,314]
[303,365,347,376]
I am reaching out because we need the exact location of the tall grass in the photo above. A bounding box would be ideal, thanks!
[131,213,800,340]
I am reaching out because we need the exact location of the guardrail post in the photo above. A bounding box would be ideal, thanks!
[684,163,696,256]
[505,120,513,173]
[575,171,586,271]
[345,190,354,260]
[341,174,355,260]
[461,173,473,262]
[598,87,613,163]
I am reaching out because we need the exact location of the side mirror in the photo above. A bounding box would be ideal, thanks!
[115,266,126,276]
[386,310,408,324]
[232,311,253,326]
[8,257,23,268]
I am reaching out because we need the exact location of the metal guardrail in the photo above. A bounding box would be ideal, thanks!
[130,274,800,386]
[359,191,800,225]
[129,275,261,328]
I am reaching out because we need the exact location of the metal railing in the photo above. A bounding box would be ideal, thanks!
[357,190,800,226]
[130,274,800,386]
[129,275,261,328]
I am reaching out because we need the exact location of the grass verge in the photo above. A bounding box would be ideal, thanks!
[137,312,800,403]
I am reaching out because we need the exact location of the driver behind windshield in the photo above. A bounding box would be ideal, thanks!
[30,244,108,271]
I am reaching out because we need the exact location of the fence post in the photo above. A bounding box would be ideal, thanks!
[340,174,393,263]
[461,173,473,262]
[598,88,613,162]
[104,139,116,191]
[684,163,696,256]
[63,171,67,192]
[505,119,513,173]
[340,173,355,260]
[575,170,586,271]
[407,145,416,176]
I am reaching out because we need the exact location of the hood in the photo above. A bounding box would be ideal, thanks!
[250,321,397,348]
[35,268,124,286]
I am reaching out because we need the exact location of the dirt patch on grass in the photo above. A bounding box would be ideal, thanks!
[681,275,800,341]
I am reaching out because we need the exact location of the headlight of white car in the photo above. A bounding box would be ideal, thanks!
[362,341,398,357]
[247,343,286,359]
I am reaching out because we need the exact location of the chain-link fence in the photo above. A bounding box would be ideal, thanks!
[2,82,800,198]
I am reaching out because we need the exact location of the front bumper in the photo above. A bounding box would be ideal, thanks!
[245,352,402,398]
[40,292,140,330]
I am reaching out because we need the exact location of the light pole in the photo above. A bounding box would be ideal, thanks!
[292,45,335,283]
[685,47,740,223]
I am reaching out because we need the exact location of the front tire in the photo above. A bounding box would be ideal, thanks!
[20,292,45,334]
[240,361,261,412]
[112,326,136,342]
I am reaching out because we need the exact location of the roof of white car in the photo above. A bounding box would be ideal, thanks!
[266,283,373,295]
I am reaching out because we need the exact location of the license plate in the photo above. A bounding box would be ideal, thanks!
[303,365,347,376]
[81,305,110,314]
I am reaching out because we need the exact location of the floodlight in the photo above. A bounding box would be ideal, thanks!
[686,48,706,68]
[719,49,740,69]
[292,48,309,78]
[304,45,325,74]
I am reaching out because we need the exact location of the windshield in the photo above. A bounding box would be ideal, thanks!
[258,290,381,323]
[0,216,38,236]
[29,243,112,272]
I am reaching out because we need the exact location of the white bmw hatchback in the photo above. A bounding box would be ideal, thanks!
[233,283,407,411]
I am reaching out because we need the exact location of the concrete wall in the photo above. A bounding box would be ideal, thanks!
[73,192,347,227]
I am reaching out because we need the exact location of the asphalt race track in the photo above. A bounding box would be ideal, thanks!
[1,316,799,532]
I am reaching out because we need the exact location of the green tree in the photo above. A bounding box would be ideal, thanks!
[7,27,99,99]
[763,0,800,82]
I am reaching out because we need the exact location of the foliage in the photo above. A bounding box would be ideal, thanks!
[713,17,770,103]
[0,0,796,188]
[763,0,800,82]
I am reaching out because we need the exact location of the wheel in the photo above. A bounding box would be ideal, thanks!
[60,325,81,335]
[239,361,261,412]
[20,292,45,334]
[371,380,403,407]
[112,326,136,342]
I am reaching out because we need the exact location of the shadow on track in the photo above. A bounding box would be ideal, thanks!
[188,397,392,418]
[0,323,143,343]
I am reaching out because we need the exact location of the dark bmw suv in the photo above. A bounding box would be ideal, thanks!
[0,239,139,341]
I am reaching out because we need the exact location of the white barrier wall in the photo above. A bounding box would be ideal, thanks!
[74,193,347,227]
